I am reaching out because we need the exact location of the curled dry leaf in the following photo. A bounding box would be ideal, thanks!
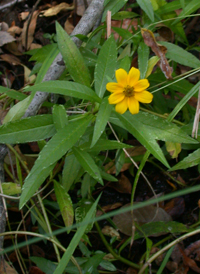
[185,240,200,260]
[21,10,39,50]
[113,203,172,236]
[96,202,122,217]
[141,28,173,79]
[8,25,23,36]
[0,53,21,65]
[19,11,29,21]
[41,2,74,17]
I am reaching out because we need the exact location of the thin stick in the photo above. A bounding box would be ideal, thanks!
[106,10,112,38]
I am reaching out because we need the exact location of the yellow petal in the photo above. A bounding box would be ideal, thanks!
[108,92,125,104]
[115,69,128,87]
[134,79,150,92]
[128,97,139,114]
[134,90,153,103]
[106,83,124,93]
[115,97,128,114]
[127,67,140,86]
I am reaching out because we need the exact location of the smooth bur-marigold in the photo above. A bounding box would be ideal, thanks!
[106,67,153,114]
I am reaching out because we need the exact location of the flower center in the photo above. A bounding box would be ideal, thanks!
[123,85,134,97]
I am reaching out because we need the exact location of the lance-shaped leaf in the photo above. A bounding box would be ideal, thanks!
[19,115,93,209]
[0,86,27,100]
[3,96,32,124]
[169,148,200,171]
[136,0,154,22]
[25,81,101,103]
[56,21,91,87]
[91,97,113,147]
[110,113,170,168]
[138,41,149,79]
[0,114,56,144]
[94,35,117,98]
[72,147,104,185]
[62,154,82,192]
[159,41,200,69]
[52,104,68,131]
[54,181,74,230]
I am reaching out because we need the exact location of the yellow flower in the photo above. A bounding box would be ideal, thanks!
[106,67,153,114]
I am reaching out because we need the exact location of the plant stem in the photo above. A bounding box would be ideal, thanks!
[95,221,140,269]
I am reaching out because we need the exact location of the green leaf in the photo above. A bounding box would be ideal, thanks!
[35,45,59,84]
[111,112,170,168]
[172,0,200,25]
[145,56,160,78]
[166,142,181,158]
[157,0,190,14]
[3,96,32,124]
[102,0,128,22]
[25,81,101,103]
[136,0,154,21]
[56,21,91,87]
[91,97,113,147]
[75,199,96,233]
[2,182,21,196]
[53,195,100,274]
[94,36,117,98]
[52,104,68,131]
[111,11,138,20]
[159,41,200,68]
[84,139,133,152]
[54,181,74,230]
[19,115,93,209]
[62,154,82,191]
[138,41,149,79]
[0,86,27,101]
[72,147,104,185]
[30,257,56,274]
[111,27,133,40]
[134,112,197,144]
[0,114,56,144]
[169,148,200,171]
[167,80,200,122]
[135,221,191,239]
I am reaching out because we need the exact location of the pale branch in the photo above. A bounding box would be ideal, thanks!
[24,0,105,118]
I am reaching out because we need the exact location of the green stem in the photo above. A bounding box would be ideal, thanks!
[131,151,151,206]
[95,222,140,269]
[148,159,185,187]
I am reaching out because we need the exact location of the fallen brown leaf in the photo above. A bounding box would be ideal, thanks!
[0,259,17,274]
[141,28,173,79]
[41,2,74,17]
[109,173,132,194]
[21,10,39,50]
[64,18,74,34]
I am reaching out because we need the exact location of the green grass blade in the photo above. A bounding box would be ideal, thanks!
[53,195,101,274]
